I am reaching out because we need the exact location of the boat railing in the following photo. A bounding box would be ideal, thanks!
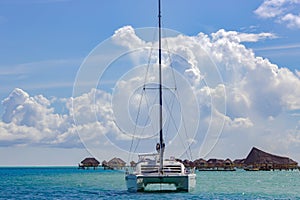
[140,164,184,175]
[163,165,182,174]
[141,165,159,174]
[138,153,159,162]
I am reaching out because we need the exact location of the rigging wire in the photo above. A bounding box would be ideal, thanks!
[162,88,175,143]
[163,28,194,161]
[127,30,158,163]
[132,88,159,154]
[128,17,195,163]
[128,88,145,162]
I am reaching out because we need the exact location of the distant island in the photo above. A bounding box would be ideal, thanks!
[78,147,300,171]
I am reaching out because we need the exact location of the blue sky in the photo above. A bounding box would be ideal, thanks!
[1,0,300,98]
[1,0,300,166]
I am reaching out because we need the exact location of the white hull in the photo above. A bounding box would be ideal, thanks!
[125,154,196,192]
[126,171,196,192]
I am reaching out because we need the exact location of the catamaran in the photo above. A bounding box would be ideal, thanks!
[125,0,196,192]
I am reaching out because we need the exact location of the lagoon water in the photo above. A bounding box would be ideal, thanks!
[0,167,299,199]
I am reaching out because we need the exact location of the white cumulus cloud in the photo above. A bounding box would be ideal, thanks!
[255,0,300,29]
[1,26,300,161]
[281,13,300,28]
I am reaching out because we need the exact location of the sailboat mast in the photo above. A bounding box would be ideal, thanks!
[158,0,164,174]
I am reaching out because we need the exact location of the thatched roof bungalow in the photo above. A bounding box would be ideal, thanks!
[102,160,108,167]
[78,157,100,169]
[223,158,233,168]
[102,160,113,170]
[233,159,245,168]
[107,157,126,169]
[207,159,224,169]
[182,159,194,168]
[195,158,235,171]
[130,161,136,167]
[244,147,298,170]
[193,158,207,169]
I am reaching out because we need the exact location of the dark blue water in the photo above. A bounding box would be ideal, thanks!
[0,167,299,199]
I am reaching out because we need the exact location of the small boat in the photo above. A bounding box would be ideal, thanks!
[125,0,196,192]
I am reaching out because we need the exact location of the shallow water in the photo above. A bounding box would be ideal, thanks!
[0,167,299,199]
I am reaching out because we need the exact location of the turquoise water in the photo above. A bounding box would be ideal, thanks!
[0,167,299,199]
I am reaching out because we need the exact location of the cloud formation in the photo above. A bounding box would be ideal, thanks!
[255,0,300,29]
[1,26,300,161]
[1,88,76,147]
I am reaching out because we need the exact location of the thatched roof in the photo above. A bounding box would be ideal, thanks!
[107,157,126,168]
[245,147,298,165]
[233,159,245,164]
[182,159,194,167]
[224,158,233,164]
[207,158,224,164]
[102,160,108,167]
[130,161,136,167]
[194,158,207,163]
[80,157,100,166]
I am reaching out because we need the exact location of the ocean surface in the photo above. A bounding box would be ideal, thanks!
[0,167,299,199]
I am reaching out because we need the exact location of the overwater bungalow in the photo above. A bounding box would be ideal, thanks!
[223,158,235,170]
[194,158,235,171]
[233,159,245,168]
[130,161,136,167]
[107,157,126,170]
[194,158,208,169]
[182,159,195,168]
[78,157,100,170]
[207,159,224,170]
